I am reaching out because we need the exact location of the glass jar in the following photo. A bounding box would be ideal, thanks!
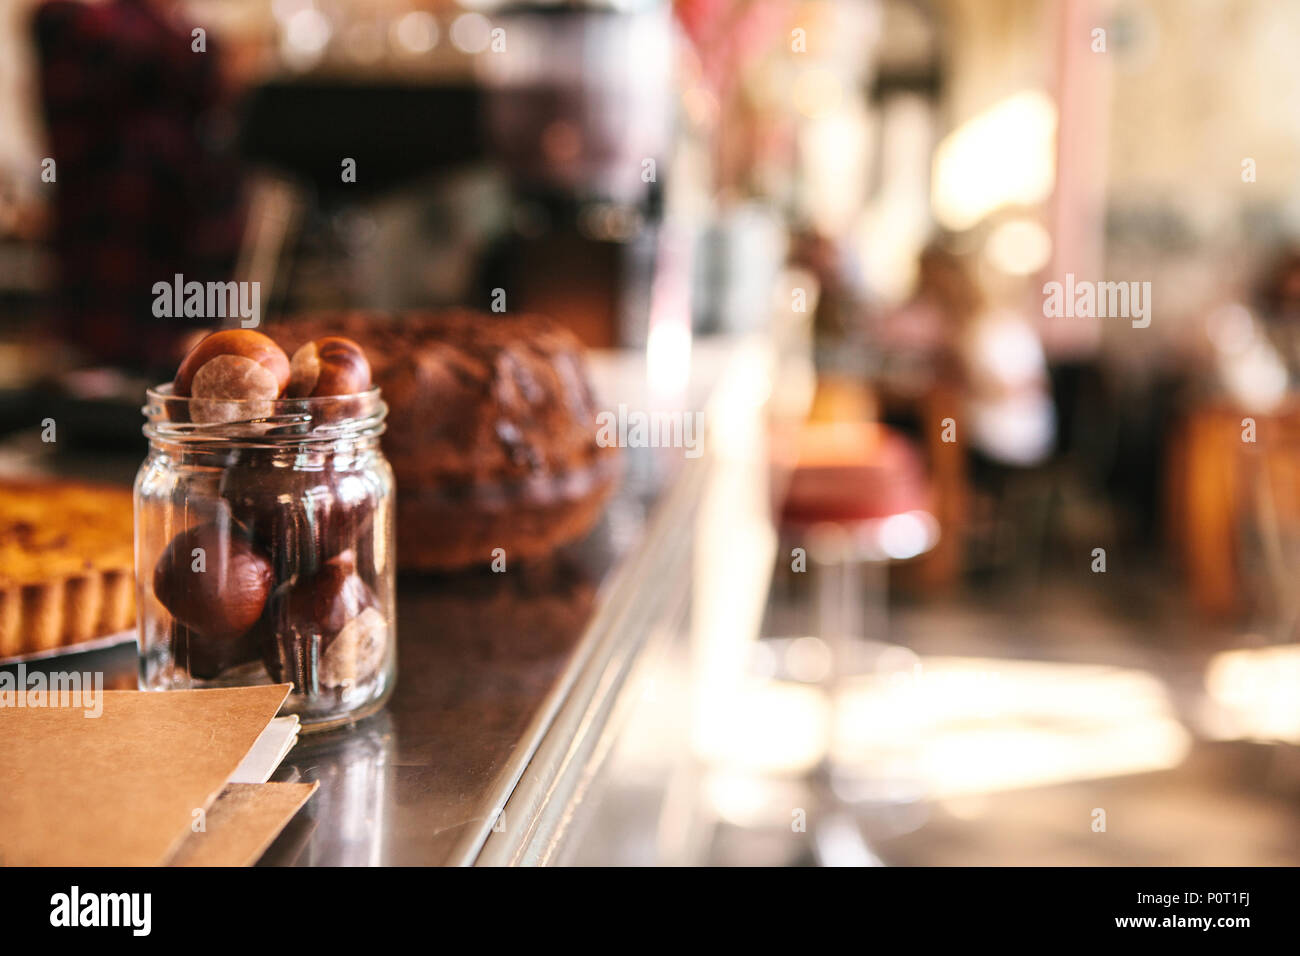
[135,385,396,730]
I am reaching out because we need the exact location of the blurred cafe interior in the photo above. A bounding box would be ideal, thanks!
[2,0,1300,867]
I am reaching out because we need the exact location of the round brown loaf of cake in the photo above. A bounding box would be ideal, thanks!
[275,311,619,570]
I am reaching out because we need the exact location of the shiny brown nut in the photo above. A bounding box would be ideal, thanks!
[171,620,261,681]
[287,336,372,398]
[262,550,378,687]
[190,354,281,424]
[218,466,376,581]
[285,549,376,637]
[173,329,291,397]
[153,521,274,640]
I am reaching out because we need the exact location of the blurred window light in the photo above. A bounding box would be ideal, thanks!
[855,94,933,303]
[931,90,1057,231]
[695,657,1191,796]
[703,772,813,830]
[1203,644,1300,743]
[282,7,332,66]
[830,658,1191,798]
[799,106,870,236]
[392,11,439,54]
[645,313,691,399]
[985,218,1053,276]
[792,68,844,119]
[877,511,935,560]
[784,636,833,684]
[450,12,492,53]
[854,198,928,303]
[645,233,694,402]
[812,812,885,867]
[751,640,781,680]
[694,680,830,774]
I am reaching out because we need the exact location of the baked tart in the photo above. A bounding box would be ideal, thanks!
[0,480,136,658]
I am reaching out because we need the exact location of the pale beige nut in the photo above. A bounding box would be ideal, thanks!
[190,354,279,424]
[319,606,387,689]
[288,342,322,397]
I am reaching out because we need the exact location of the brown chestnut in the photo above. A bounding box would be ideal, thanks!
[287,336,371,398]
[218,465,376,581]
[284,549,376,634]
[262,550,382,689]
[174,329,291,397]
[153,521,274,640]
[171,620,261,681]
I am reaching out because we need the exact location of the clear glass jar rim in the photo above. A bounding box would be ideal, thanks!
[143,383,386,445]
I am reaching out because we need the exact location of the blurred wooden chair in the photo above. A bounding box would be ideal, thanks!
[1169,399,1300,621]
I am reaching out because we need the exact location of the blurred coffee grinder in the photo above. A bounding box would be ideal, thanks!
[476,1,674,349]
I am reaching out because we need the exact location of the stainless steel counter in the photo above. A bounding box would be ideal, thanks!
[0,338,774,866]
[261,443,704,866]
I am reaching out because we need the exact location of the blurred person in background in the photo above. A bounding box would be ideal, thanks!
[961,304,1056,472]
[873,244,973,417]
[789,227,871,349]
[958,255,1056,580]
[875,241,1054,468]
[31,0,245,373]
[881,242,1056,580]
